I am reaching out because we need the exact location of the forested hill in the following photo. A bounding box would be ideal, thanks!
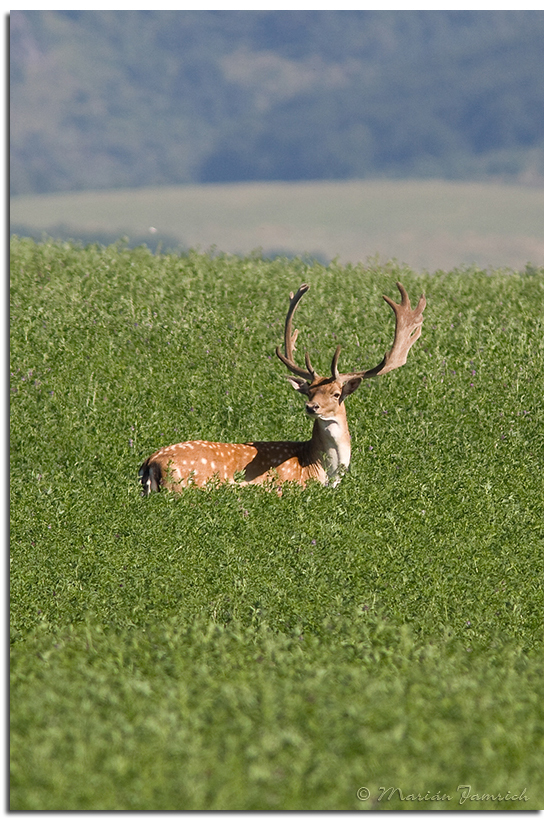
[10,10,543,196]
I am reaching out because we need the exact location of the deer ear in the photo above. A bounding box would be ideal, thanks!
[341,377,363,398]
[287,376,311,394]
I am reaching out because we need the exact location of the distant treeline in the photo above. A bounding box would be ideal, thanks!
[10,10,543,196]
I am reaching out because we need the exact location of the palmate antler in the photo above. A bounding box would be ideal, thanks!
[338,282,426,383]
[276,282,426,385]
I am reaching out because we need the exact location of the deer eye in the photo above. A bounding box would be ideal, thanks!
[333,392,341,399]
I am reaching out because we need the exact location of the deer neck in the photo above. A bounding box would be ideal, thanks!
[307,407,351,485]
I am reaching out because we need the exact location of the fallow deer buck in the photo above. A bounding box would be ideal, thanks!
[139,281,425,494]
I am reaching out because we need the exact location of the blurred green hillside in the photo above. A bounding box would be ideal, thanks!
[10,10,543,196]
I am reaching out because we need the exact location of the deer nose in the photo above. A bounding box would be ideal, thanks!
[306,402,319,415]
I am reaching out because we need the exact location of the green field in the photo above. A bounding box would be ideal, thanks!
[10,177,543,273]
[10,237,543,810]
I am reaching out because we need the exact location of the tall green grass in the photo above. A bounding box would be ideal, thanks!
[10,236,543,809]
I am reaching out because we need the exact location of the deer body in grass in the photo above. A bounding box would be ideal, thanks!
[139,282,425,494]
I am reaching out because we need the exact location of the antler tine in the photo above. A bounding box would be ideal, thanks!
[276,283,319,380]
[338,281,426,383]
[331,345,341,380]
[304,351,317,380]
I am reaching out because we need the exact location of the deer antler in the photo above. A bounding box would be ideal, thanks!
[276,281,425,385]
[276,283,320,381]
[338,282,426,383]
